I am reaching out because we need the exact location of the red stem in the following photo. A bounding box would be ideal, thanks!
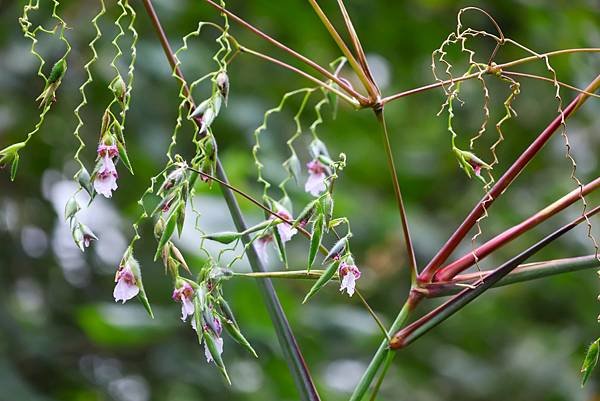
[203,0,368,105]
[434,176,600,281]
[418,73,600,283]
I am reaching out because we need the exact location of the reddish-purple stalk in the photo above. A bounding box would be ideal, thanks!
[420,255,600,298]
[418,73,600,283]
[391,205,600,349]
[203,0,370,105]
[434,176,600,282]
[334,0,380,98]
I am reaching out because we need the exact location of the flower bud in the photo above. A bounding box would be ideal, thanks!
[64,197,80,220]
[216,71,229,105]
[111,75,127,104]
[48,58,67,84]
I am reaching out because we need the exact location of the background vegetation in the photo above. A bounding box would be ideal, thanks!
[0,0,599,400]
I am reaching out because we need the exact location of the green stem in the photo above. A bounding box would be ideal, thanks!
[348,299,414,401]
[215,162,321,400]
[375,109,418,284]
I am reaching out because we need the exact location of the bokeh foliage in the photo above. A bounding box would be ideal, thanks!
[0,0,599,400]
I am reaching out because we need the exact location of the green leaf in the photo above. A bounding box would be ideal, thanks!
[308,214,324,271]
[154,210,177,261]
[272,223,288,269]
[302,260,340,304]
[319,193,334,227]
[222,318,258,358]
[117,141,134,175]
[204,332,231,384]
[176,200,186,237]
[582,339,600,386]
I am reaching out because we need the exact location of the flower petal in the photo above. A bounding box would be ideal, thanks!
[113,277,139,303]
[304,171,327,196]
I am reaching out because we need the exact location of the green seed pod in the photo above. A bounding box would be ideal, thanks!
[154,217,165,240]
[582,339,600,386]
[111,75,127,103]
[48,58,67,84]
[202,231,242,244]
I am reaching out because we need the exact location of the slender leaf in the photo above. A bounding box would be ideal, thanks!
[308,214,324,270]
[303,260,340,303]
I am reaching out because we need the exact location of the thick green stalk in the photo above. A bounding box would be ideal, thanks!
[348,299,413,401]
[216,162,320,400]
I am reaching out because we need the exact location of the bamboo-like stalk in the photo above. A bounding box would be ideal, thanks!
[391,206,600,349]
[306,0,377,100]
[421,255,600,297]
[418,74,600,283]
[375,109,419,283]
[203,0,369,105]
[434,177,600,281]
[140,2,320,399]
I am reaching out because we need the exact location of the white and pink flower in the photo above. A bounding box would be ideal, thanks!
[113,264,139,303]
[338,262,361,297]
[273,207,297,243]
[255,234,273,262]
[94,144,119,198]
[172,282,195,321]
[304,159,328,196]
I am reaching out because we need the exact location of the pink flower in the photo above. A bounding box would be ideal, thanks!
[113,264,139,303]
[203,314,224,363]
[172,282,195,321]
[338,262,361,297]
[304,159,327,196]
[255,234,273,262]
[94,144,119,198]
[273,207,297,243]
[468,159,482,177]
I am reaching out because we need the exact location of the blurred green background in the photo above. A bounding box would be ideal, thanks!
[1,0,600,400]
